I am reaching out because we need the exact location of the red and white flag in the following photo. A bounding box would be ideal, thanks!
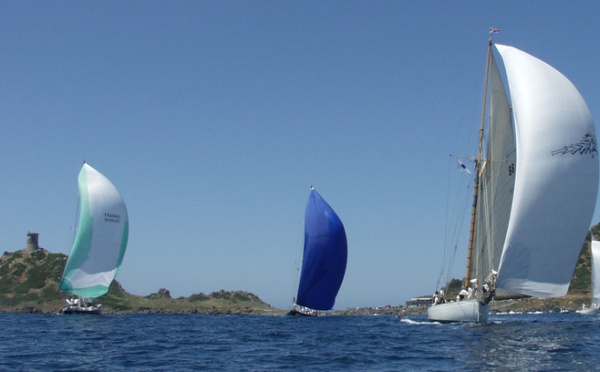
[489,27,500,34]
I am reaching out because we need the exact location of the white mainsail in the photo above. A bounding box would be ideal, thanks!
[472,50,516,294]
[59,163,129,299]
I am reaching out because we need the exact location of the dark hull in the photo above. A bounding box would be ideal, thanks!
[287,308,317,317]
[61,306,102,315]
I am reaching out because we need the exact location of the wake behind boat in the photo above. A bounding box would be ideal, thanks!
[429,33,598,323]
[289,188,347,317]
[59,163,129,315]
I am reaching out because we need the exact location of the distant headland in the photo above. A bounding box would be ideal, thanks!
[0,229,596,315]
[0,232,281,315]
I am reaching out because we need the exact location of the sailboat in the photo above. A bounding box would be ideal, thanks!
[288,188,347,316]
[59,162,129,314]
[429,35,599,323]
[579,237,600,315]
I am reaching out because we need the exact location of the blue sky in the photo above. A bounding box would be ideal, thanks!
[2,1,600,310]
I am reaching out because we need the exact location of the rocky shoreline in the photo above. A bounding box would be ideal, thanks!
[0,244,594,316]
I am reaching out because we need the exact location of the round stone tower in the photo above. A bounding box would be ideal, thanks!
[25,232,40,253]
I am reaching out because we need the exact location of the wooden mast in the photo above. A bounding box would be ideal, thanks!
[464,38,493,289]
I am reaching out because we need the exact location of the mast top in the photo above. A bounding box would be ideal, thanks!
[488,27,500,43]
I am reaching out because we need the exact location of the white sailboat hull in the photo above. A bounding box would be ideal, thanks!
[578,307,599,316]
[428,300,489,323]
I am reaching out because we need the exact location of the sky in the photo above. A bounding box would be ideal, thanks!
[2,1,600,310]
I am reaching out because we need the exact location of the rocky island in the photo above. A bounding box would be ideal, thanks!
[1,225,597,316]
[0,234,281,315]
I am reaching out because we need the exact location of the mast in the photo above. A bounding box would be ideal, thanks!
[464,38,493,288]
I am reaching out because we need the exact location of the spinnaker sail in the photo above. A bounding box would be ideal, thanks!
[59,163,129,299]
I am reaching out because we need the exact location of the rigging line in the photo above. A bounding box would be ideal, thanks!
[441,156,464,286]
[438,155,457,289]
[439,156,454,287]
[439,155,473,288]
[290,219,304,306]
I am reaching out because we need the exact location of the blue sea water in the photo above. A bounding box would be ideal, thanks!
[1,312,599,371]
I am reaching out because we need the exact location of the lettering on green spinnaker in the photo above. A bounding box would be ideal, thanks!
[104,212,121,223]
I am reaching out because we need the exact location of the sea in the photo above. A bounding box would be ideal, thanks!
[1,311,599,371]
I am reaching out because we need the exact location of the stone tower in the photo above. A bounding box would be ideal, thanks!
[25,231,40,253]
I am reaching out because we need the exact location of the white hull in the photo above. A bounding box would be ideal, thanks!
[428,300,489,323]
[578,307,599,315]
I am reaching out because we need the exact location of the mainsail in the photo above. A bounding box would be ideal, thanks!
[471,49,516,296]
[59,163,129,299]
[295,189,347,311]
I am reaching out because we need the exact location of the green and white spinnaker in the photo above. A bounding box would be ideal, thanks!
[59,163,129,299]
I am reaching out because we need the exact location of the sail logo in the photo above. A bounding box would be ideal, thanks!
[104,213,121,223]
[508,163,515,176]
[551,132,597,158]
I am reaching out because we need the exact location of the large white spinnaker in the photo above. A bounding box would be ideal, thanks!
[495,44,599,298]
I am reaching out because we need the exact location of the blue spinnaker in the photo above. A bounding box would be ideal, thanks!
[296,189,347,311]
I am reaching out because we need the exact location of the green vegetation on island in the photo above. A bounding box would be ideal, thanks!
[2,221,600,315]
